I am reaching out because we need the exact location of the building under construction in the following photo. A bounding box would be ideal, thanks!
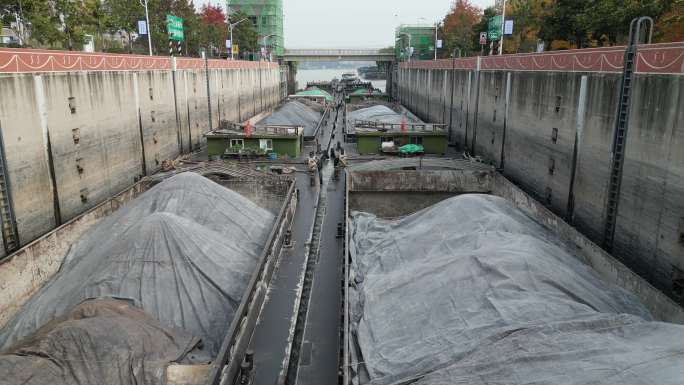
[395,24,436,61]
[227,0,284,56]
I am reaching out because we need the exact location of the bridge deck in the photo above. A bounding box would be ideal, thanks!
[282,49,395,62]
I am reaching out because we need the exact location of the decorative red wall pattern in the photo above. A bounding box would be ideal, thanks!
[399,42,684,75]
[0,48,278,73]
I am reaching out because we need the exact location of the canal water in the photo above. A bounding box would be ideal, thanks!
[296,68,387,92]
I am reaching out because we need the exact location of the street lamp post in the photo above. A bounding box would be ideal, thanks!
[396,33,411,62]
[228,17,249,60]
[261,34,276,61]
[434,23,438,60]
[138,0,152,56]
[498,0,507,55]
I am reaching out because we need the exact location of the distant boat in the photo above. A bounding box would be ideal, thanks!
[357,66,386,80]
[341,72,358,82]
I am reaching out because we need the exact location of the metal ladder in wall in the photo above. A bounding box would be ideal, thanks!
[0,122,19,254]
[603,17,653,251]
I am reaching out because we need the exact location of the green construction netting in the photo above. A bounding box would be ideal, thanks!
[399,144,424,154]
[296,89,333,102]
[351,88,383,96]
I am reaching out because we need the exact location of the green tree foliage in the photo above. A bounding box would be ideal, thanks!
[470,6,497,53]
[436,0,681,55]
[0,0,63,47]
[229,10,258,56]
[106,0,143,52]
[534,0,676,48]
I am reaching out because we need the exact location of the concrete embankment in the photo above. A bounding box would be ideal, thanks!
[0,49,284,255]
[395,43,684,302]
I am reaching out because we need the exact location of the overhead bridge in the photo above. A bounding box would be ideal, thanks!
[281,49,395,62]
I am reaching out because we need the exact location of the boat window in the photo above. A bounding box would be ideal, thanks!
[260,139,273,151]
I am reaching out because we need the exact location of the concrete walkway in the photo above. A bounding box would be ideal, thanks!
[250,101,343,385]
[293,103,346,385]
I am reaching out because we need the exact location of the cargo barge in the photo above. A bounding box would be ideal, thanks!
[342,159,684,385]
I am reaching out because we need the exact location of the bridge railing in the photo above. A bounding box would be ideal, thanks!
[283,49,395,58]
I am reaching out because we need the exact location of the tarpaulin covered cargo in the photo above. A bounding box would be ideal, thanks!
[348,105,417,125]
[0,298,197,385]
[258,100,322,137]
[349,194,684,385]
[0,172,275,359]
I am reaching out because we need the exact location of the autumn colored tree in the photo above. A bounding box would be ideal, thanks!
[656,0,684,42]
[440,0,482,57]
[199,4,227,56]
[201,4,225,25]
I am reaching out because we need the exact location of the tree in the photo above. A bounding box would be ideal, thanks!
[52,0,92,50]
[171,0,201,56]
[440,0,481,57]
[0,0,62,47]
[539,0,676,48]
[199,3,226,56]
[537,0,588,48]
[107,0,144,52]
[656,0,684,41]
[505,0,548,52]
[83,0,115,50]
[229,10,257,57]
[471,6,497,54]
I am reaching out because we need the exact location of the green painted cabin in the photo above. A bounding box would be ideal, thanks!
[205,127,303,158]
[356,132,447,155]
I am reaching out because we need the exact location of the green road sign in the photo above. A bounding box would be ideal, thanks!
[166,15,184,42]
[488,15,502,41]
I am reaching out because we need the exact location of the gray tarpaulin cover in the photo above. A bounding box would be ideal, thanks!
[0,172,275,360]
[349,194,684,385]
[258,100,321,137]
[348,105,420,124]
[0,298,197,385]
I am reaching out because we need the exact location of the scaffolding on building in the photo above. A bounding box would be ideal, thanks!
[395,24,436,61]
[227,0,285,57]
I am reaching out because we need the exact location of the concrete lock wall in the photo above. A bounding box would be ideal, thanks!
[396,43,684,301]
[0,50,281,256]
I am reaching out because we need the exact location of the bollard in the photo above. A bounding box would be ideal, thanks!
[238,361,250,384]
[245,349,254,371]
[284,230,292,248]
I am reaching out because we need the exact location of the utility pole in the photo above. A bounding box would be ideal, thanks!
[396,33,411,62]
[17,0,24,45]
[139,0,152,56]
[498,0,506,55]
[228,17,248,60]
[434,24,438,60]
[261,34,275,61]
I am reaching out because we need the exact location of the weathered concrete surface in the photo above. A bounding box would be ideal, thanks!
[0,182,144,328]
[614,74,684,295]
[349,191,457,218]
[397,64,684,302]
[348,169,493,193]
[0,74,56,247]
[0,64,281,253]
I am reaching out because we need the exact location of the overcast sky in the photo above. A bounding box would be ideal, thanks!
[198,0,494,48]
